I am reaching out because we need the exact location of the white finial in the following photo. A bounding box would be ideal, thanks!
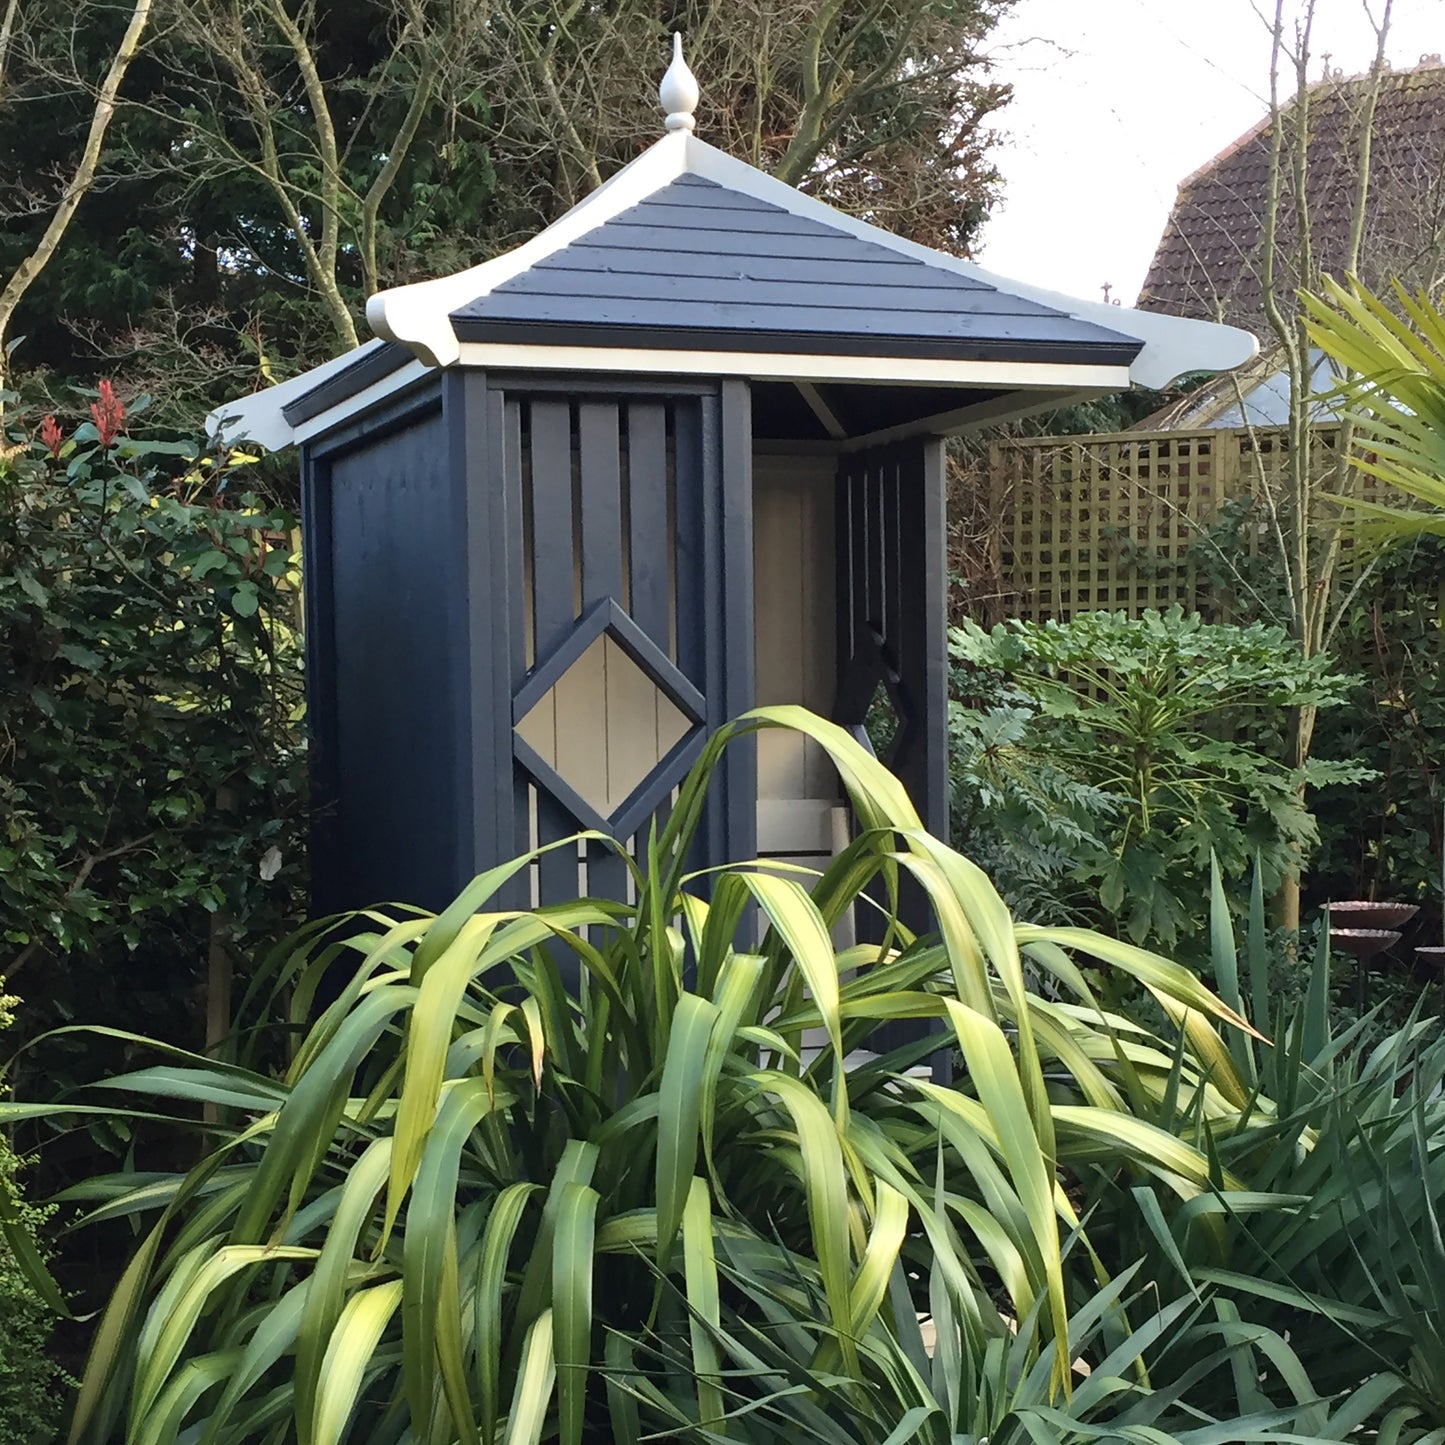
[659,33,698,133]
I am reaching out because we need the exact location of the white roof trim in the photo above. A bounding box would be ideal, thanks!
[204,339,391,449]
[278,347,1129,448]
[454,343,1129,390]
[289,356,433,446]
[216,353,1131,456]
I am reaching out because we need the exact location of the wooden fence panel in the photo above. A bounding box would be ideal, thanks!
[986,425,1356,623]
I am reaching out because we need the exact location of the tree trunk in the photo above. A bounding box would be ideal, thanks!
[1276,699,1321,934]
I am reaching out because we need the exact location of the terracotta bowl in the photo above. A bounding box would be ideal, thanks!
[1329,927,1403,959]
[1327,901,1420,929]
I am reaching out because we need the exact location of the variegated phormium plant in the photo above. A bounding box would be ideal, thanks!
[3,709,1376,1444]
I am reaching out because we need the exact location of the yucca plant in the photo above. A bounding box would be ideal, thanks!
[1088,858,1445,1440]
[4,709,1354,1445]
[620,1240,1406,1444]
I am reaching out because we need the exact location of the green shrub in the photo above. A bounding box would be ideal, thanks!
[5,711,1411,1444]
[947,670,1115,927]
[0,983,65,1445]
[1310,534,1445,911]
[951,607,1366,949]
[0,390,305,1098]
[1176,492,1445,922]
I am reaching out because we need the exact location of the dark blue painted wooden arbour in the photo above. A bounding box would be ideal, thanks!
[213,40,1254,921]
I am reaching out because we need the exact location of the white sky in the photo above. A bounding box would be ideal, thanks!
[976,0,1445,304]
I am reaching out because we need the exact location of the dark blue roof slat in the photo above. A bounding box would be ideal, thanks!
[535,248,958,288]
[565,226,989,276]
[448,174,1144,363]
[494,267,1062,318]
[602,204,837,236]
[640,185,783,214]
[468,291,1128,345]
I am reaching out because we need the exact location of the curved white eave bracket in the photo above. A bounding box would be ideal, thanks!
[203,339,391,450]
[367,131,693,367]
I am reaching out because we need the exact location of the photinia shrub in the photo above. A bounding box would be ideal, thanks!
[0,385,305,1084]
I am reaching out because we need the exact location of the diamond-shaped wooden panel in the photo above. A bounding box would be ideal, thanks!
[515,632,690,819]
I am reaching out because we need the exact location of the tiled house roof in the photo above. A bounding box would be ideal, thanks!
[1138,58,1445,327]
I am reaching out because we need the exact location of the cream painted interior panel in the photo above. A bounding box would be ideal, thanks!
[754,452,839,823]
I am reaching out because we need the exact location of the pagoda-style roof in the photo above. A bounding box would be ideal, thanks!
[446,173,1138,366]
[214,40,1255,451]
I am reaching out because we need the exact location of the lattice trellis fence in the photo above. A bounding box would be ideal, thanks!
[986,425,1349,623]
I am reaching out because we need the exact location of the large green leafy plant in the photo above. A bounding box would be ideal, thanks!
[0,388,305,1087]
[951,608,1362,948]
[1228,887,1445,1435]
[7,709,1385,1445]
[947,671,1115,927]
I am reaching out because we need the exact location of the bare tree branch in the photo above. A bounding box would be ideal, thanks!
[0,0,153,396]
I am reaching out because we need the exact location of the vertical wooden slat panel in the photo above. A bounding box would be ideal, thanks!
[552,638,606,804]
[753,472,802,799]
[882,452,903,683]
[695,391,728,870]
[865,458,885,633]
[489,379,741,904]
[836,439,948,1065]
[501,396,533,866]
[576,400,629,902]
[527,784,540,906]
[530,400,576,660]
[915,439,949,835]
[717,379,756,867]
[605,634,660,798]
[536,789,579,909]
[835,456,870,723]
[628,402,671,643]
[300,449,341,913]
[802,464,835,798]
[835,458,858,680]
[588,635,632,902]
[456,376,519,901]
[578,402,623,604]
[672,400,705,686]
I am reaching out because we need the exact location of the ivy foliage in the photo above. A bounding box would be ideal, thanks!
[0,390,305,1084]
[951,607,1368,949]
